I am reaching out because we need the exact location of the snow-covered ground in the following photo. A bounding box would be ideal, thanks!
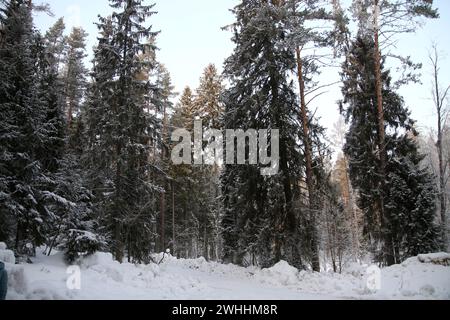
[1,243,449,300]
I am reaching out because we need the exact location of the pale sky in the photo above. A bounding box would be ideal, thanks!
[33,0,450,138]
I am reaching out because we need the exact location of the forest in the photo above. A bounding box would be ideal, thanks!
[0,0,449,277]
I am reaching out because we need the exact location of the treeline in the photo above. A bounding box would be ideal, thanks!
[0,0,447,271]
[220,0,445,270]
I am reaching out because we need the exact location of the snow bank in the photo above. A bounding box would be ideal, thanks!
[5,265,28,298]
[1,245,449,300]
[80,252,124,282]
[0,243,28,299]
[255,261,300,286]
[0,242,15,264]
[417,253,450,266]
[373,255,450,299]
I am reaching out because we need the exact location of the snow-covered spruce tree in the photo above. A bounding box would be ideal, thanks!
[85,0,160,263]
[340,36,440,265]
[43,17,66,75]
[193,64,224,261]
[44,150,104,263]
[84,16,115,198]
[34,33,66,175]
[221,0,303,268]
[62,27,88,128]
[168,65,224,260]
[194,64,224,129]
[171,86,197,131]
[0,0,56,256]
[151,64,175,253]
[26,11,102,262]
[46,40,102,262]
[168,87,197,258]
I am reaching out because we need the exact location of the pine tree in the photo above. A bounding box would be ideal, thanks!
[25,10,101,262]
[169,86,197,258]
[284,0,336,272]
[340,36,440,265]
[350,0,439,265]
[43,17,66,74]
[63,27,88,127]
[34,33,66,174]
[152,63,175,252]
[194,64,224,260]
[221,0,303,268]
[85,0,160,263]
[0,0,52,256]
[194,64,224,129]
[169,65,224,260]
[172,86,197,131]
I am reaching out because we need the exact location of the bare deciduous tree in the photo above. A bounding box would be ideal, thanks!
[429,43,450,249]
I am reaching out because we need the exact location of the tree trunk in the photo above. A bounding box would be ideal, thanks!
[343,156,359,261]
[296,47,320,272]
[373,0,394,266]
[114,140,124,263]
[432,48,448,248]
[47,221,63,256]
[437,112,447,247]
[114,218,124,263]
[159,97,168,252]
[160,191,166,252]
[203,225,208,261]
[172,182,176,256]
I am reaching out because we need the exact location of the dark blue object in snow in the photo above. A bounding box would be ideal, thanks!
[0,261,7,300]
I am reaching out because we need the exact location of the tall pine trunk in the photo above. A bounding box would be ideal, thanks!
[160,191,166,252]
[373,0,394,266]
[159,99,168,252]
[437,103,446,248]
[296,47,320,272]
[172,182,176,256]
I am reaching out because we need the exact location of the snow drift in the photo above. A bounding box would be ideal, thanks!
[1,242,449,300]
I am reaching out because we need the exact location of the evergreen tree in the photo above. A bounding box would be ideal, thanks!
[340,36,440,265]
[194,64,224,129]
[43,17,66,74]
[170,65,224,260]
[169,67,224,260]
[63,27,88,127]
[31,11,101,262]
[350,0,439,265]
[85,0,160,263]
[35,32,66,174]
[0,0,52,256]
[221,0,303,268]
[284,0,336,272]
[152,63,175,252]
[194,64,224,261]
[172,86,197,131]
[169,87,197,258]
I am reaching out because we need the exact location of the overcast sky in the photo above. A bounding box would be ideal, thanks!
[33,0,450,137]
